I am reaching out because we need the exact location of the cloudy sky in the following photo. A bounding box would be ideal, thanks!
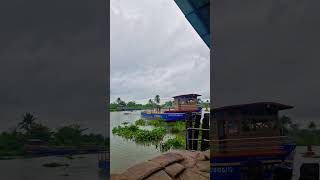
[212,0,320,127]
[0,0,108,135]
[110,0,210,104]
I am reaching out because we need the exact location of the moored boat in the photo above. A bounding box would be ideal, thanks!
[211,102,296,179]
[141,94,202,122]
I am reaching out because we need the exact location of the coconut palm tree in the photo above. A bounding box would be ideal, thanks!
[116,97,121,104]
[148,99,154,111]
[308,121,316,130]
[154,95,160,112]
[18,112,37,133]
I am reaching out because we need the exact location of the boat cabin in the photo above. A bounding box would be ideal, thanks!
[172,94,201,112]
[211,102,293,152]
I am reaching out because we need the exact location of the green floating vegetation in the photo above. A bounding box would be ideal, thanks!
[160,136,185,152]
[122,122,129,125]
[146,119,167,127]
[135,119,146,126]
[171,122,185,133]
[138,119,185,133]
[112,124,166,142]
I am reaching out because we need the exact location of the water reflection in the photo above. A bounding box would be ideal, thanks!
[0,154,106,180]
[110,111,181,173]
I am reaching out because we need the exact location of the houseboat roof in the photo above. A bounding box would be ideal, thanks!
[172,94,201,98]
[213,102,293,112]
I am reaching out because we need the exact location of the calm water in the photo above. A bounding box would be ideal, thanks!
[292,146,320,180]
[0,154,107,180]
[110,111,176,174]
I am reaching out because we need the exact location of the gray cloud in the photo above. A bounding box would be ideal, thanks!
[0,0,108,135]
[110,0,210,103]
[213,0,320,126]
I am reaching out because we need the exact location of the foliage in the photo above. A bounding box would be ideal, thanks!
[135,128,166,142]
[110,99,146,111]
[171,122,185,133]
[116,97,122,105]
[291,129,320,145]
[27,123,52,142]
[160,136,185,152]
[18,112,37,132]
[0,131,26,156]
[53,125,84,146]
[154,95,160,104]
[308,121,317,130]
[0,113,108,157]
[162,101,173,109]
[122,121,129,125]
[109,102,118,111]
[199,100,210,109]
[146,119,167,127]
[110,96,179,111]
[145,119,185,133]
[135,119,146,126]
[112,124,166,142]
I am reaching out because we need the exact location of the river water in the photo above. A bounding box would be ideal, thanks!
[110,111,168,174]
[0,154,107,180]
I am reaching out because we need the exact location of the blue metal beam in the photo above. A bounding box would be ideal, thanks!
[174,0,210,48]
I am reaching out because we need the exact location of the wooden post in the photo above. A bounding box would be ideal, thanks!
[201,113,210,151]
[192,114,201,150]
[185,112,193,150]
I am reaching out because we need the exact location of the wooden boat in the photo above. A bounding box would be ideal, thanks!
[210,102,296,179]
[141,94,202,122]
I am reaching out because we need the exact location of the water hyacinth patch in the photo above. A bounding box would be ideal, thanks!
[171,122,185,133]
[159,136,185,152]
[135,119,146,126]
[112,124,166,142]
[141,119,186,133]
[146,119,167,127]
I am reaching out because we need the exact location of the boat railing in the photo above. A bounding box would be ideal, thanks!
[98,151,110,172]
[210,136,293,152]
[98,151,110,161]
[185,113,210,151]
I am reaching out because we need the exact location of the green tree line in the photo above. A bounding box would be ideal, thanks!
[0,113,109,157]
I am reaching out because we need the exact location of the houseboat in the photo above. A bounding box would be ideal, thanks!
[141,94,202,122]
[211,102,296,179]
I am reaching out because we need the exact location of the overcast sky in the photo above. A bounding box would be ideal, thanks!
[110,0,210,104]
[212,0,320,127]
[0,0,108,135]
